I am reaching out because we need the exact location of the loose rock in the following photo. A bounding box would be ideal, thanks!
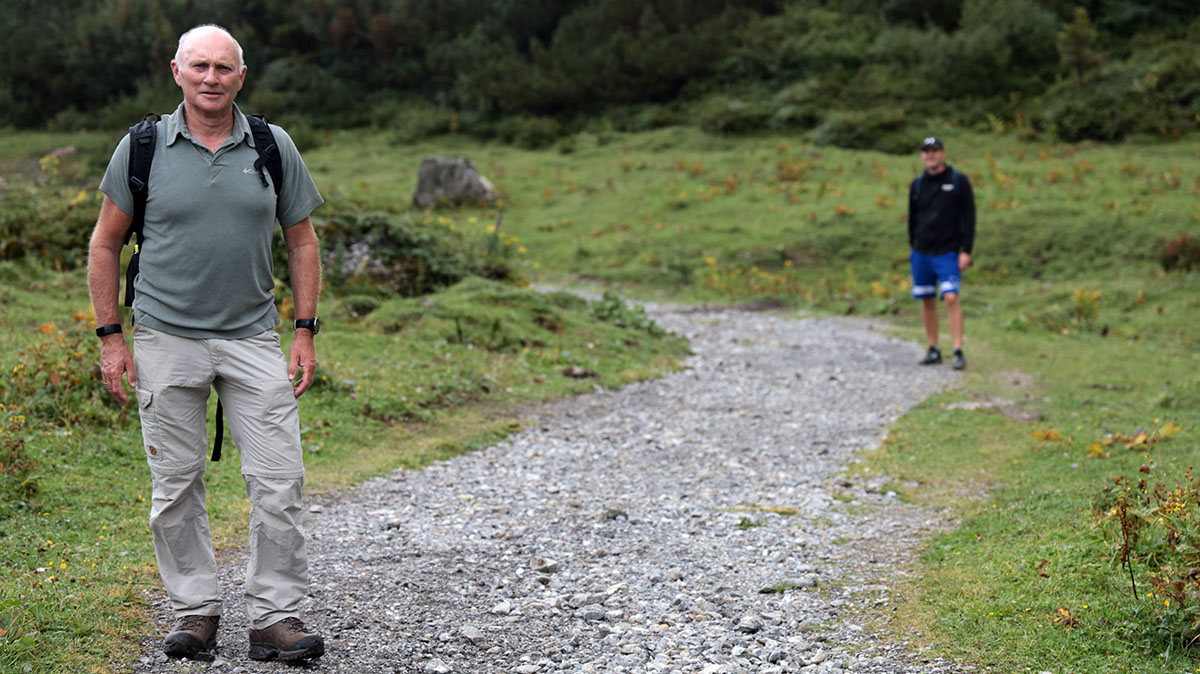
[126,306,970,674]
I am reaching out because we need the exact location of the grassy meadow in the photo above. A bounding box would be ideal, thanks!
[2,122,1199,672]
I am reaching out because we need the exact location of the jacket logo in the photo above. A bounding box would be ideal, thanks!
[941,183,955,191]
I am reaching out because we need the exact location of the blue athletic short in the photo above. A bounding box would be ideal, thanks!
[910,250,961,299]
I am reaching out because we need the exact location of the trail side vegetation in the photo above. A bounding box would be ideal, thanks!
[2,1,1200,672]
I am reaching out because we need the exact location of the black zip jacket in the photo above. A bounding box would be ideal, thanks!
[908,164,975,256]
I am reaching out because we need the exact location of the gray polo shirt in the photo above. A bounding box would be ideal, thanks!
[99,102,323,339]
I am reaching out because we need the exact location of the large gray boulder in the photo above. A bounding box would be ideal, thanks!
[412,156,497,208]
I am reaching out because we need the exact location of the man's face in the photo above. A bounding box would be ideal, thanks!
[921,148,945,173]
[171,30,245,117]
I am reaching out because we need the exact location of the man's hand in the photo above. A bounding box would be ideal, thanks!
[99,334,137,405]
[959,252,973,272]
[288,332,317,398]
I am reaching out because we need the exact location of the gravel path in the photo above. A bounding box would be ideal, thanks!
[127,306,973,674]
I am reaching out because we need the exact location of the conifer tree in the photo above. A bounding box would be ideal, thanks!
[1057,7,1099,83]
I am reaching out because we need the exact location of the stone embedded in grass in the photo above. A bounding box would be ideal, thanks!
[412,156,497,208]
[561,365,598,379]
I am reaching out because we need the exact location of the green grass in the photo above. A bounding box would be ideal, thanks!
[3,122,1200,672]
[300,126,1200,300]
[857,273,1200,672]
[0,262,686,672]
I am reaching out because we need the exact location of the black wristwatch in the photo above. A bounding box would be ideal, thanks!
[293,318,320,335]
[95,323,123,337]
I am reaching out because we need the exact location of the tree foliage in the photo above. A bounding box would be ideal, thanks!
[1058,7,1100,82]
[0,0,1198,144]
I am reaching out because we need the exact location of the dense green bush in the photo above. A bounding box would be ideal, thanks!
[494,116,563,149]
[0,188,98,269]
[4,0,1200,148]
[812,108,910,154]
[697,96,773,135]
[309,210,474,297]
[369,98,459,142]
[1043,74,1140,142]
[608,105,686,133]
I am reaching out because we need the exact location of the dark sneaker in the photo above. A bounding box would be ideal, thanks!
[249,617,325,662]
[919,346,942,365]
[164,614,219,658]
[953,349,967,370]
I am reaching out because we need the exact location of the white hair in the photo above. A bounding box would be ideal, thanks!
[175,24,244,69]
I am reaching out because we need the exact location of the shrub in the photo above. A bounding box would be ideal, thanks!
[1043,73,1143,141]
[0,413,37,510]
[495,116,563,149]
[0,186,98,269]
[1160,235,1200,272]
[697,96,772,135]
[312,210,472,296]
[1096,433,1200,644]
[0,314,116,430]
[589,292,664,337]
[812,109,910,154]
[766,80,836,131]
[370,98,458,142]
[247,57,359,127]
[609,105,685,133]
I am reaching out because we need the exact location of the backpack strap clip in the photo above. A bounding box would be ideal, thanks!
[246,114,283,197]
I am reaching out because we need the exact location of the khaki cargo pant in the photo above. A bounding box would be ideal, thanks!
[133,325,309,629]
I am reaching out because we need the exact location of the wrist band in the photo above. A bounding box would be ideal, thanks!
[95,324,123,337]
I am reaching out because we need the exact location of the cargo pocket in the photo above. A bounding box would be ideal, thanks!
[135,387,162,465]
[245,381,303,476]
[136,385,205,474]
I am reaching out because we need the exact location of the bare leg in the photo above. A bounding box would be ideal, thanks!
[944,292,963,350]
[921,297,939,347]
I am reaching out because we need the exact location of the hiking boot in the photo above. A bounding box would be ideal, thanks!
[919,346,942,365]
[248,616,325,662]
[953,349,967,370]
[164,615,219,658]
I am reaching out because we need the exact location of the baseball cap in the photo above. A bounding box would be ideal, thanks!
[920,136,944,151]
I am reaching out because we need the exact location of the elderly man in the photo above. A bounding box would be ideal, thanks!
[907,136,975,370]
[87,24,325,662]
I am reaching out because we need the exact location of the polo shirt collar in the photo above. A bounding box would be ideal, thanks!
[163,102,253,147]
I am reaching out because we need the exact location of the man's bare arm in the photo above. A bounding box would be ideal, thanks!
[87,196,137,405]
[282,217,321,398]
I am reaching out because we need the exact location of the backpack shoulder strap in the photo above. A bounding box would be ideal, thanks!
[246,113,283,199]
[124,113,160,307]
[911,173,925,203]
[126,114,159,243]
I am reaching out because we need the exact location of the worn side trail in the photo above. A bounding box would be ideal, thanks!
[128,308,973,674]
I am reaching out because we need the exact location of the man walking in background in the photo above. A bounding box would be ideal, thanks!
[87,24,326,662]
[908,136,975,370]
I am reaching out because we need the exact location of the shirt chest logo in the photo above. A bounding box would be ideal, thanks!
[242,167,258,175]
